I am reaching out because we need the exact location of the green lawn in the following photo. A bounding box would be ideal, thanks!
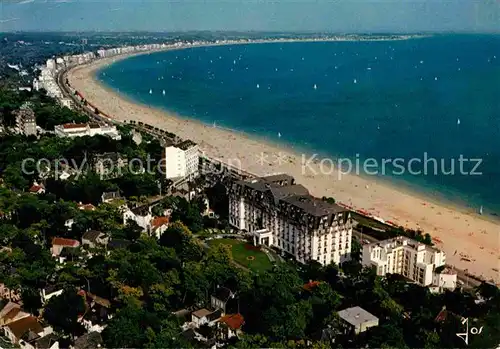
[207,238,273,272]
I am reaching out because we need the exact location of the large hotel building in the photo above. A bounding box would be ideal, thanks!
[228,174,352,265]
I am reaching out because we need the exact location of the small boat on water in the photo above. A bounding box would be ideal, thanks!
[457,118,461,125]
[313,84,317,90]
[479,206,483,215]
[256,84,260,89]
[278,132,281,138]
[162,90,166,96]
[149,89,152,94]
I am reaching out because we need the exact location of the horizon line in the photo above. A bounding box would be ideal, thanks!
[1,30,500,35]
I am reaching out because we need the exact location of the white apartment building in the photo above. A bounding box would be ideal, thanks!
[228,174,353,266]
[54,123,121,140]
[362,236,449,286]
[14,102,37,136]
[123,206,153,232]
[163,140,199,180]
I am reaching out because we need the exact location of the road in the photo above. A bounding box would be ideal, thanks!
[58,66,121,125]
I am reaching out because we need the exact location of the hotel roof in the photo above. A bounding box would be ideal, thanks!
[235,174,346,217]
[283,195,345,216]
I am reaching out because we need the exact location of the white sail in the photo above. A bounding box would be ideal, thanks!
[278,132,281,138]
[457,118,461,125]
[149,89,153,94]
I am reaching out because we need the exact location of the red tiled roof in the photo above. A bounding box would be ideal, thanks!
[303,281,321,291]
[219,313,244,330]
[52,237,80,247]
[62,123,88,129]
[6,316,43,339]
[151,216,169,230]
[4,307,21,321]
[434,308,449,323]
[29,185,44,193]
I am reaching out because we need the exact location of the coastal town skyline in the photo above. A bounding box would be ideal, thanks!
[1,0,499,33]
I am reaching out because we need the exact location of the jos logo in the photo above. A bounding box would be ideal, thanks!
[456,318,483,345]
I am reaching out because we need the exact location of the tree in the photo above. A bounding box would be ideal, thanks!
[43,290,86,336]
[170,198,203,233]
[102,299,151,348]
[160,221,203,262]
[21,287,42,315]
[205,182,229,218]
[123,219,143,241]
[350,238,362,261]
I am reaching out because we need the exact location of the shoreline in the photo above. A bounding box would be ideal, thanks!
[67,44,500,284]
[97,74,499,224]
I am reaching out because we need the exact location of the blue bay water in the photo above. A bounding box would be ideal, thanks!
[97,35,500,215]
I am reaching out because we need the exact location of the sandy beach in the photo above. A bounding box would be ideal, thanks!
[67,51,500,284]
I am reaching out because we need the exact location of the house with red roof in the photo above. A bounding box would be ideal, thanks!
[303,280,322,292]
[50,237,80,257]
[77,290,112,333]
[218,313,245,340]
[150,216,170,239]
[28,182,45,195]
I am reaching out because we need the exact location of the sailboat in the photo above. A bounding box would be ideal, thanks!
[457,118,461,125]
[479,206,483,215]
[149,89,153,94]
[256,84,260,89]
[278,132,281,138]
[162,90,166,96]
[313,84,317,90]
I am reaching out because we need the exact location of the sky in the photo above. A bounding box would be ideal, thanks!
[0,0,499,33]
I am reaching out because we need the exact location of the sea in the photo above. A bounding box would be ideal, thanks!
[97,34,500,216]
